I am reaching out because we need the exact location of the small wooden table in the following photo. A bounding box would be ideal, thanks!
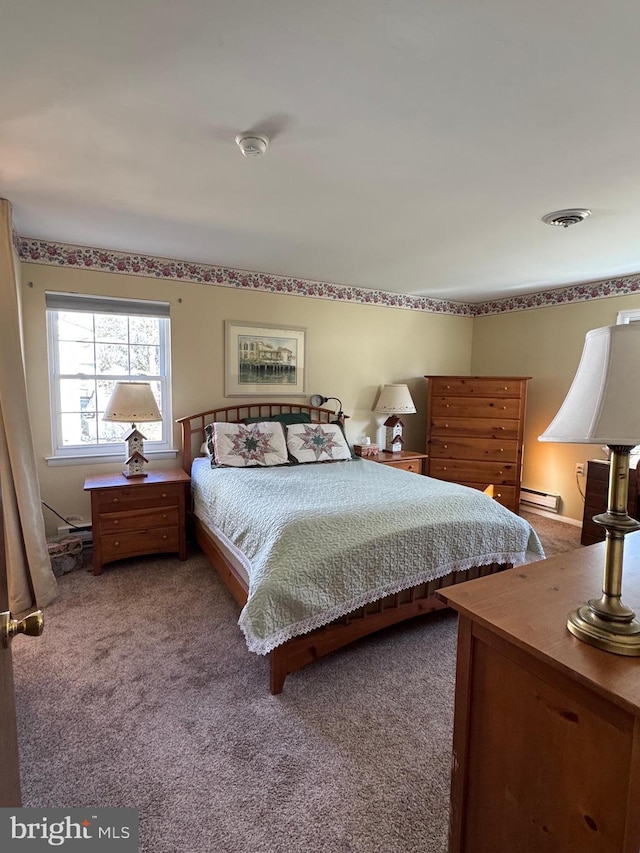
[84,469,190,575]
[437,536,640,853]
[367,449,428,474]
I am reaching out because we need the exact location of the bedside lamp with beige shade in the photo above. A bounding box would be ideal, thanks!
[102,381,162,478]
[374,384,416,452]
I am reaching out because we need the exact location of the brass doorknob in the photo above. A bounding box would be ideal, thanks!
[1,610,44,648]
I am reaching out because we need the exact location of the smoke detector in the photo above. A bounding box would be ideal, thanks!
[542,208,591,228]
[235,133,270,157]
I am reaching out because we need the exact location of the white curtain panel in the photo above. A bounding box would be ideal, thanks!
[0,198,57,613]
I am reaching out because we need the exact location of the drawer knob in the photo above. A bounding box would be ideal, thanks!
[114,541,120,547]
[112,497,119,503]
[161,492,168,498]
[499,448,504,453]
[443,466,447,471]
[162,514,168,519]
[113,520,119,526]
[498,470,503,475]
[444,423,449,428]
[162,534,168,540]
[443,444,448,449]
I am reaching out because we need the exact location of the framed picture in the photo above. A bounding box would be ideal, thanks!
[225,321,306,396]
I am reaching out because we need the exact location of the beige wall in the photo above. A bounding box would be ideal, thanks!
[21,263,474,535]
[23,260,640,534]
[471,294,640,522]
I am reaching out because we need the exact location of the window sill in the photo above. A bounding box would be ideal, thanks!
[45,449,179,467]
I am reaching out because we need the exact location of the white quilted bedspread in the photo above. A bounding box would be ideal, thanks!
[191,457,544,654]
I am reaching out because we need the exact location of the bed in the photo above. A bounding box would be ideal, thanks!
[178,403,544,693]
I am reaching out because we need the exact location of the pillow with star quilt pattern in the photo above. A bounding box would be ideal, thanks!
[210,421,289,467]
[285,422,352,464]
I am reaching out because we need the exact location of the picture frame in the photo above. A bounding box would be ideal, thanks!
[224,321,306,397]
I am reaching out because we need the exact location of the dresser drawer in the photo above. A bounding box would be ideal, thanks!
[99,506,180,534]
[429,459,518,485]
[101,526,180,562]
[428,378,526,398]
[429,416,521,440]
[429,437,519,463]
[430,396,523,420]
[463,483,518,510]
[94,483,183,512]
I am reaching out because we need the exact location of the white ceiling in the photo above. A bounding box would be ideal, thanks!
[2,1,640,303]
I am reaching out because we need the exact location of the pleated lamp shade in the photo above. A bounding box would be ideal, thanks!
[539,324,640,446]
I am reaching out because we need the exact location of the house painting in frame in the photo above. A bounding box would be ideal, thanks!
[225,321,306,396]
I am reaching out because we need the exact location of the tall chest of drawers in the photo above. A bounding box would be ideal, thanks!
[424,376,530,513]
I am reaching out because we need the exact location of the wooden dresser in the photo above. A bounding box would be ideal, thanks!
[424,376,530,513]
[581,458,640,545]
[438,536,640,853]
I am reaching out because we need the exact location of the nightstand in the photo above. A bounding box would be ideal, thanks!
[84,469,191,575]
[367,450,428,474]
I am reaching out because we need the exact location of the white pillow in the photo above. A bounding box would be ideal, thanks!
[286,423,352,464]
[212,421,289,467]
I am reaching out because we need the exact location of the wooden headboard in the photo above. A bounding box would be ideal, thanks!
[176,402,344,473]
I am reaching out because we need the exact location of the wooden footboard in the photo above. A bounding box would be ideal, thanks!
[193,514,510,694]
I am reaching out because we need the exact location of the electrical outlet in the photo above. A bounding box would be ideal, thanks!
[575,463,585,477]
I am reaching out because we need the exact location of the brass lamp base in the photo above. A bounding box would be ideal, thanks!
[567,605,640,656]
[567,444,640,657]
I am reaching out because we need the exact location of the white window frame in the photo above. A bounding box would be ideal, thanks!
[617,308,640,324]
[45,292,175,465]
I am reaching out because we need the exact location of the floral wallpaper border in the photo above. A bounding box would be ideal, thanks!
[17,237,640,317]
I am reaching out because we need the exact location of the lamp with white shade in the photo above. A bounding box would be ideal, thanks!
[373,384,416,452]
[102,381,162,478]
[539,323,640,655]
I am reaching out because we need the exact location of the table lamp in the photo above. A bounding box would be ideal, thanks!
[539,323,640,655]
[102,381,162,478]
[374,384,416,452]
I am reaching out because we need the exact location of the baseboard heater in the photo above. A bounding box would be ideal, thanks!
[520,487,561,513]
[57,522,93,546]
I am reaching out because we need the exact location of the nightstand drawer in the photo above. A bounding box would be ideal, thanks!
[386,459,423,473]
[99,506,179,534]
[94,483,182,512]
[101,526,180,562]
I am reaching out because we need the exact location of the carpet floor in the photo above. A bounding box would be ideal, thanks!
[12,512,582,853]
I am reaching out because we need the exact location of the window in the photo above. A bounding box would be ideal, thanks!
[46,292,172,461]
[617,308,640,324]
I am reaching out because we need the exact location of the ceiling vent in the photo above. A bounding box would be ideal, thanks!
[542,208,591,228]
[235,133,270,157]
